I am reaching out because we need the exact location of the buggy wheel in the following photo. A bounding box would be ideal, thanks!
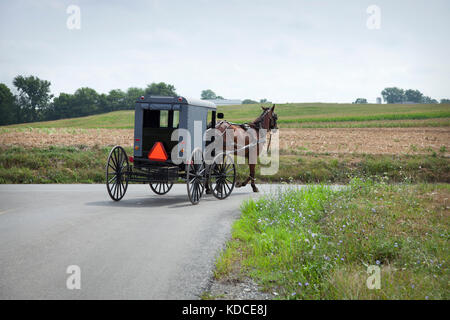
[106,146,129,201]
[186,149,206,205]
[209,153,236,200]
[150,182,173,195]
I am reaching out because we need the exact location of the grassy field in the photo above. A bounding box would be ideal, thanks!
[4,103,450,129]
[0,146,448,184]
[4,110,136,129]
[1,102,448,184]
[212,180,449,299]
[221,103,450,125]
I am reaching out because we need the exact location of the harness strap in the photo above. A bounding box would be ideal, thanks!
[267,131,272,153]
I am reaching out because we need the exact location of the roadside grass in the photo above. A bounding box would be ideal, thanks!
[0,145,132,183]
[236,154,450,184]
[214,180,449,299]
[3,103,449,129]
[0,146,448,183]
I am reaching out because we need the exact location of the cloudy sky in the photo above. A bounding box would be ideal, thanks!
[0,0,449,103]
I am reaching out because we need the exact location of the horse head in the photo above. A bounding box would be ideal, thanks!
[257,105,278,131]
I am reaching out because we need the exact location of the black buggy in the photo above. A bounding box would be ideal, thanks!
[105,95,236,205]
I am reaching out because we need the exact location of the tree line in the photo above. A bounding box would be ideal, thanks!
[354,87,449,104]
[0,75,177,125]
[1,76,448,126]
[381,87,448,104]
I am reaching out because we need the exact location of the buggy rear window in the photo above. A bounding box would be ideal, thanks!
[143,110,179,128]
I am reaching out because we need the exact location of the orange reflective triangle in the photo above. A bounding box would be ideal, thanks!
[148,142,168,161]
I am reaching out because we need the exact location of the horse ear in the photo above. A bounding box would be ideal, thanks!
[271,104,275,111]
[261,106,268,111]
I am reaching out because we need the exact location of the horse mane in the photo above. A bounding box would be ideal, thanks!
[250,109,269,129]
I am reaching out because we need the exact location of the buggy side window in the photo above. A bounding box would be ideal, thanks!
[160,110,169,128]
[173,111,179,128]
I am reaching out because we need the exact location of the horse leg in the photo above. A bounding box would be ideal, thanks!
[205,182,212,194]
[205,167,211,194]
[236,173,251,188]
[236,163,251,188]
[249,164,259,193]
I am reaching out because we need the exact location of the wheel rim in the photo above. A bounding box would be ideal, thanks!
[150,182,173,195]
[209,154,235,200]
[106,146,129,201]
[186,149,205,205]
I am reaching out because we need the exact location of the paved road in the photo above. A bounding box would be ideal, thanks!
[0,183,291,299]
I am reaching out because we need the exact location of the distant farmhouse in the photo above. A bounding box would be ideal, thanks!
[207,99,242,106]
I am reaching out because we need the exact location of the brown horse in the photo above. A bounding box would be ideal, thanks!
[209,105,278,193]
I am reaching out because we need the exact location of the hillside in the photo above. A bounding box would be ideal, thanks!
[3,103,450,129]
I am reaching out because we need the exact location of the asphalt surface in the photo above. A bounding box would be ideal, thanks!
[0,183,294,299]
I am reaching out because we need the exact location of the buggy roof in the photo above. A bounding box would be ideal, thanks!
[137,95,216,110]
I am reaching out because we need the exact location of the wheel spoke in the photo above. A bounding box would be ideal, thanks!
[108,162,117,171]
[193,182,198,201]
[113,182,118,199]
[117,181,123,197]
[112,150,119,169]
[120,178,126,194]
[108,174,117,184]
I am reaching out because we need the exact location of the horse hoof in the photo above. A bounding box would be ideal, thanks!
[252,188,259,193]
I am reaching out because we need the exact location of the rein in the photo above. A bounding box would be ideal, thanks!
[267,130,272,153]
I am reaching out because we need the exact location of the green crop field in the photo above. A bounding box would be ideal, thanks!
[220,103,450,124]
[3,103,450,129]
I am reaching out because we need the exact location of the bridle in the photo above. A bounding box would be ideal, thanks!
[253,109,277,153]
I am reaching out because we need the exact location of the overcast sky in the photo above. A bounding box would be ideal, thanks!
[0,0,449,103]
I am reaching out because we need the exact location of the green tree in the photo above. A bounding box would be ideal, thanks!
[440,99,450,104]
[0,83,18,125]
[107,89,126,111]
[46,93,75,120]
[145,82,177,97]
[381,87,404,104]
[201,89,217,100]
[421,96,438,104]
[97,93,109,113]
[126,87,145,108]
[353,98,368,104]
[242,99,258,104]
[404,89,423,103]
[72,87,100,117]
[13,75,53,122]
